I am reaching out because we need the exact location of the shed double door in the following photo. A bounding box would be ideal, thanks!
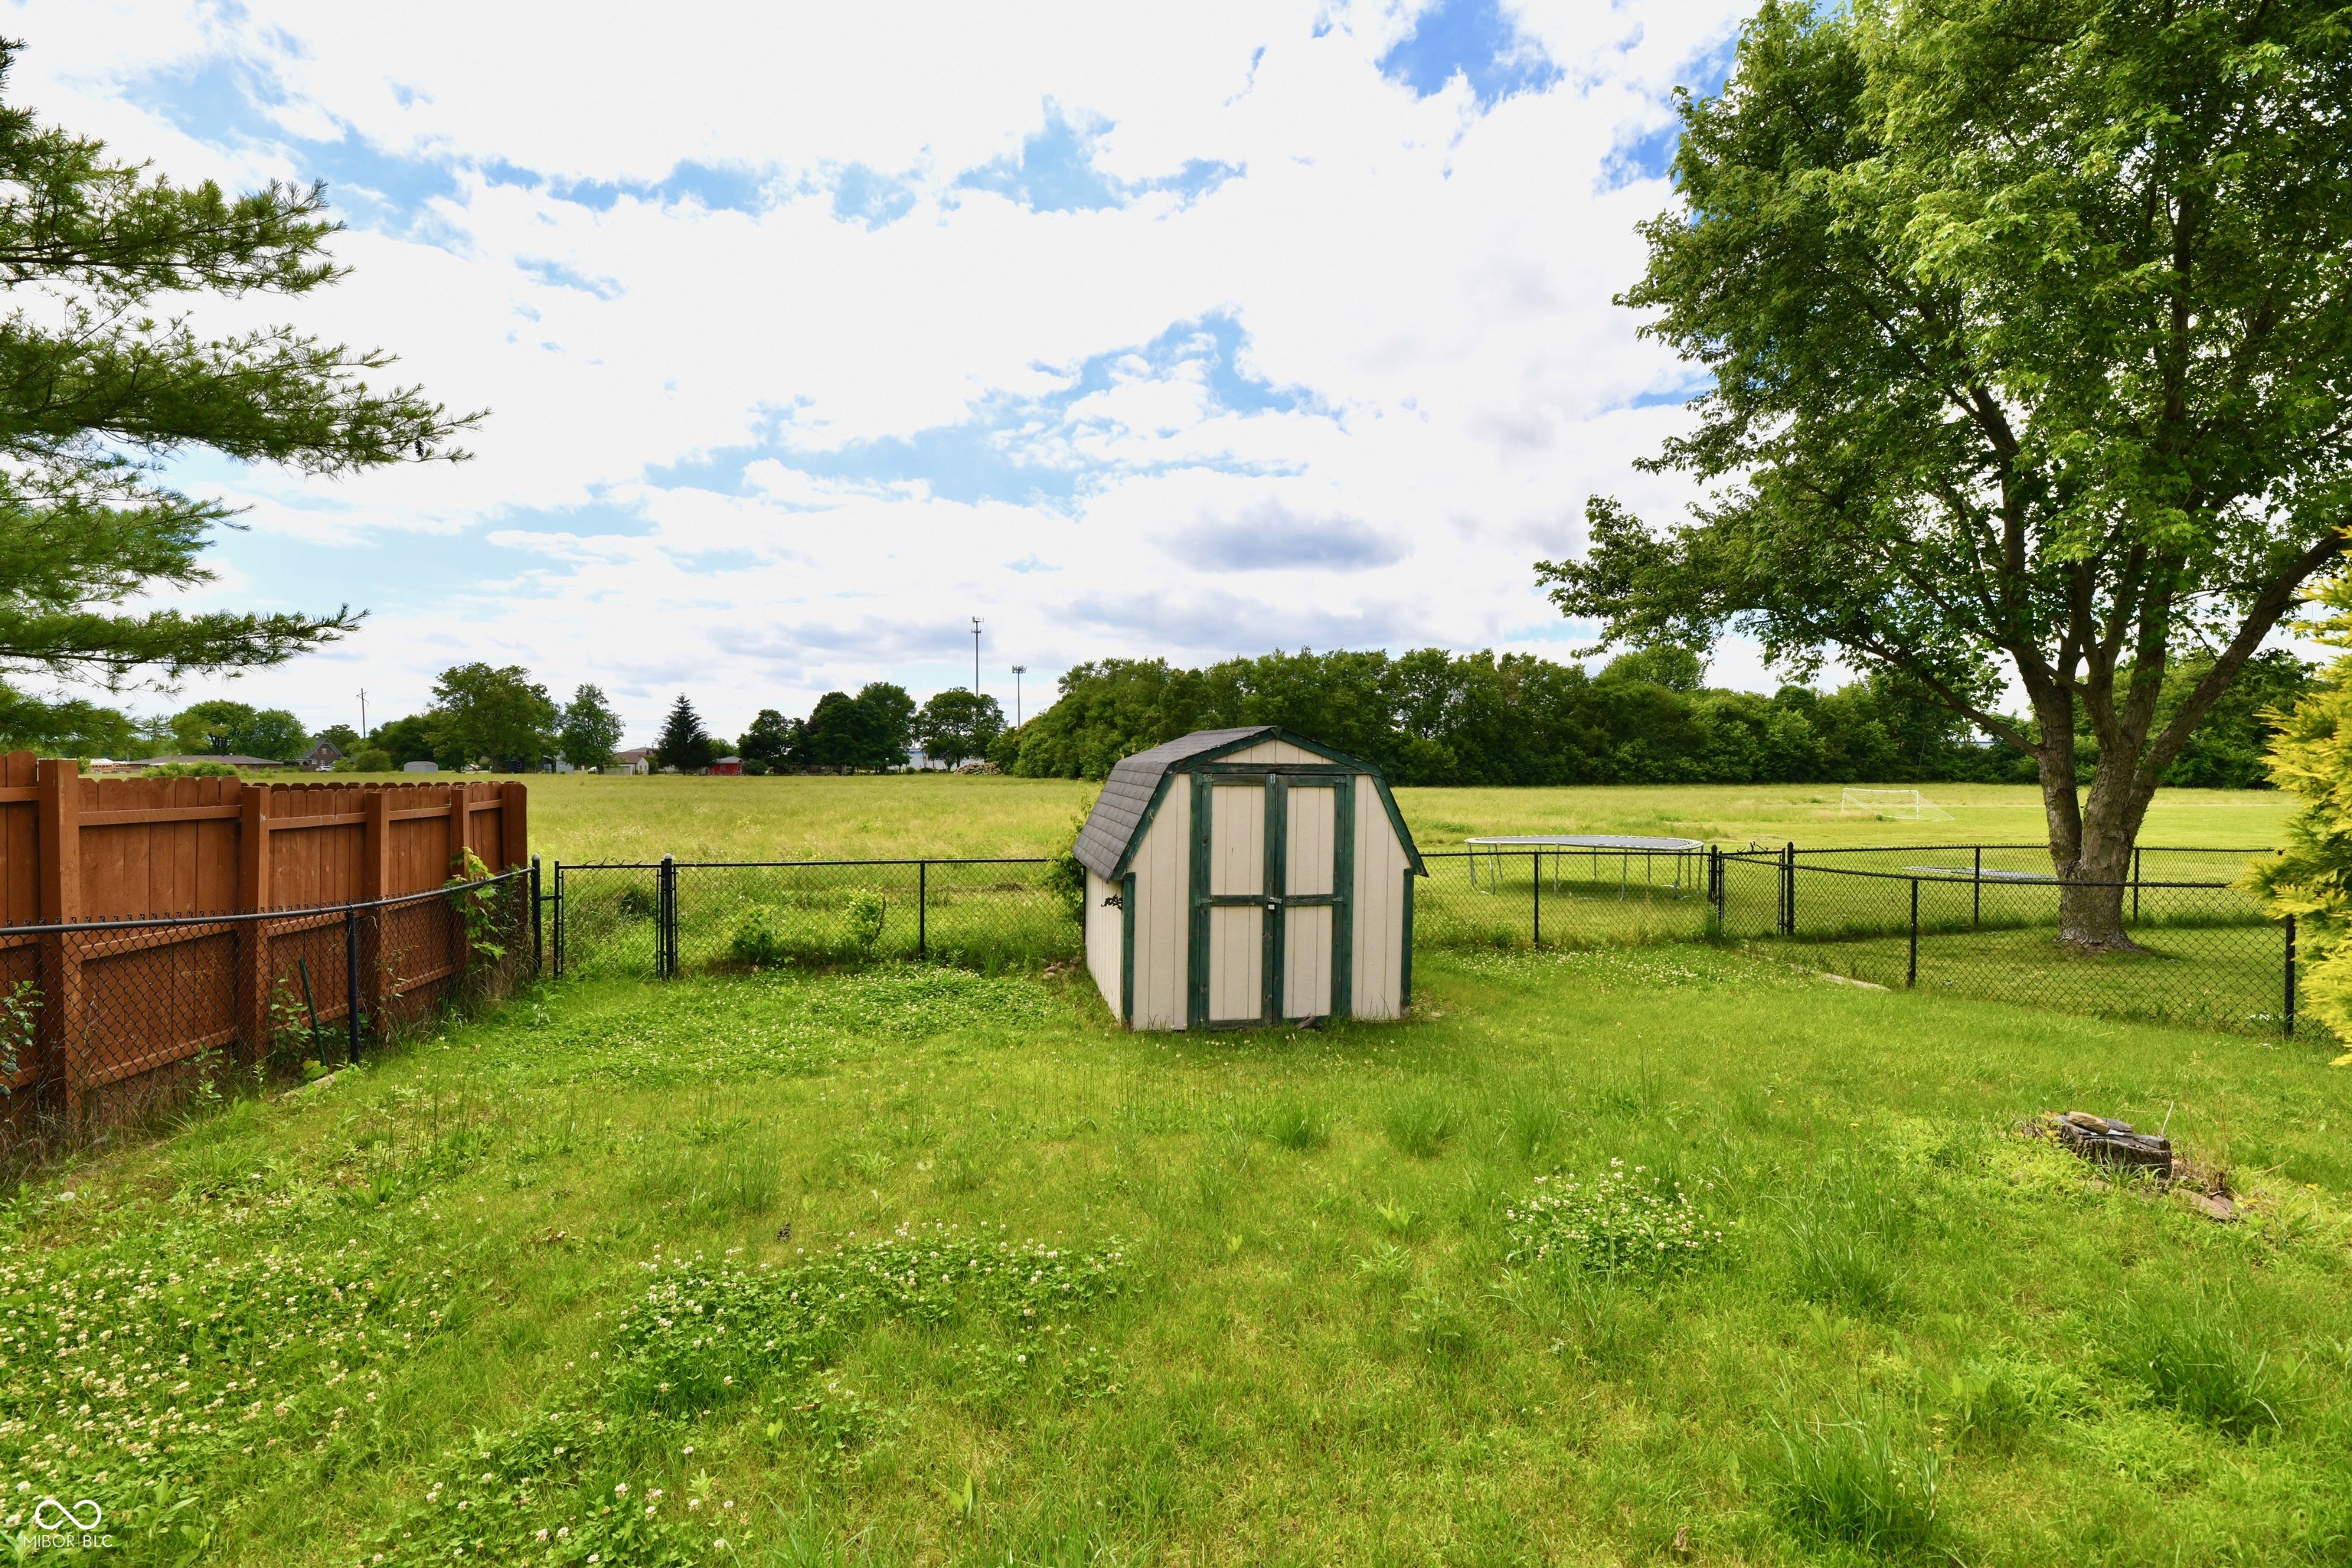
[1190,769,1354,1027]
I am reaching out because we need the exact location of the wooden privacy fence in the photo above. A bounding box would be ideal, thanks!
[0,755,529,1132]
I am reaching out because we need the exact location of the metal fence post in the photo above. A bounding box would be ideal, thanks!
[1908,878,1919,988]
[530,854,544,978]
[658,854,676,979]
[1972,846,1981,929]
[345,905,361,1061]
[1531,849,1541,948]
[2286,913,2297,1037]
[551,861,564,979]
[1781,842,1795,934]
[918,860,928,962]
[2132,847,2142,924]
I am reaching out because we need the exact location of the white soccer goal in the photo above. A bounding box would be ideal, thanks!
[1839,787,1955,822]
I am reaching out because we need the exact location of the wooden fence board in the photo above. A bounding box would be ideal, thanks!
[0,756,528,1131]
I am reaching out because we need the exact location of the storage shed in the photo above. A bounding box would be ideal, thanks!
[1074,727,1426,1030]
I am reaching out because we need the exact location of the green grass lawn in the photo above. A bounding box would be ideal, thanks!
[507,775,2291,864]
[10,955,2349,1565]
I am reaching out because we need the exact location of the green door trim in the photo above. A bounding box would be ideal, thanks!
[1332,775,1355,1019]
[1184,766,1355,1029]
[1262,773,1286,1024]
[1119,871,1135,1027]
[1400,865,1416,1011]
[1187,773,1211,1028]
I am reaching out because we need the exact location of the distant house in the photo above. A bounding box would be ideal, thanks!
[301,740,343,771]
[613,747,654,775]
[708,756,743,776]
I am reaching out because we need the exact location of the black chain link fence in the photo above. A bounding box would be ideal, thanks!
[1414,846,1717,949]
[551,858,1080,979]
[1708,845,2290,1036]
[0,868,536,1161]
[1411,842,2288,1036]
[544,844,2288,1036]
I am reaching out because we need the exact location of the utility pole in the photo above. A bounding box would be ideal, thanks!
[1011,665,1026,727]
[358,688,368,740]
[970,617,983,696]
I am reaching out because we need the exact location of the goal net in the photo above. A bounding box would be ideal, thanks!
[1840,787,1955,822]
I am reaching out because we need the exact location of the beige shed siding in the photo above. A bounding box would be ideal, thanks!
[1285,906,1332,1016]
[1128,780,1191,1031]
[1351,773,1410,1018]
[1207,783,1264,895]
[1222,737,1325,765]
[1085,868,1122,1016]
[1285,785,1335,896]
[1208,906,1262,1021]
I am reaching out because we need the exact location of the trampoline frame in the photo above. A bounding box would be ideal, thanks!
[1462,835,1706,900]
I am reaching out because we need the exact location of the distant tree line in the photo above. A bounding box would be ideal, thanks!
[702,684,991,773]
[988,647,2312,790]
[0,642,2297,788]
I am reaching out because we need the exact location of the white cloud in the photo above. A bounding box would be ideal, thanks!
[5,0,1756,741]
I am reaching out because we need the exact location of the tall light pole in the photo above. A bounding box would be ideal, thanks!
[970,617,983,696]
[1011,665,1026,727]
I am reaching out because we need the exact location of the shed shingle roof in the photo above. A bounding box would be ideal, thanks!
[1072,727,1276,880]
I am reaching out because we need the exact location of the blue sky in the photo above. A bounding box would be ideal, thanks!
[15,0,1753,743]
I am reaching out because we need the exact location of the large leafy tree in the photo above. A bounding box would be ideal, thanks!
[737,707,798,772]
[799,683,916,771]
[913,688,1004,769]
[0,39,472,725]
[1537,0,2352,948]
[371,713,439,768]
[431,663,556,769]
[557,683,625,769]
[854,681,916,769]
[168,697,305,759]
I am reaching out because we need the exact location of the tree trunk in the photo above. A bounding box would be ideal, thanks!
[2049,751,2153,953]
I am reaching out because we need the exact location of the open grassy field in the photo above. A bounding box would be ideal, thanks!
[9,952,2347,1565]
[508,774,2292,864]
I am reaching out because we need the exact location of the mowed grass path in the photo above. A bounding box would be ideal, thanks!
[8,955,2347,1564]
[512,773,2291,862]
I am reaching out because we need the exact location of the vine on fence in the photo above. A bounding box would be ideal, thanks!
[0,980,37,1095]
[446,849,508,972]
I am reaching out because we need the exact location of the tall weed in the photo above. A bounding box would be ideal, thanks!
[1766,1399,1945,1557]
[2109,1293,2298,1438]
[1260,1097,1330,1152]
[1383,1090,1458,1159]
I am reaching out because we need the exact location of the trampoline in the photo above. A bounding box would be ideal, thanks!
[1464,835,1707,899]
